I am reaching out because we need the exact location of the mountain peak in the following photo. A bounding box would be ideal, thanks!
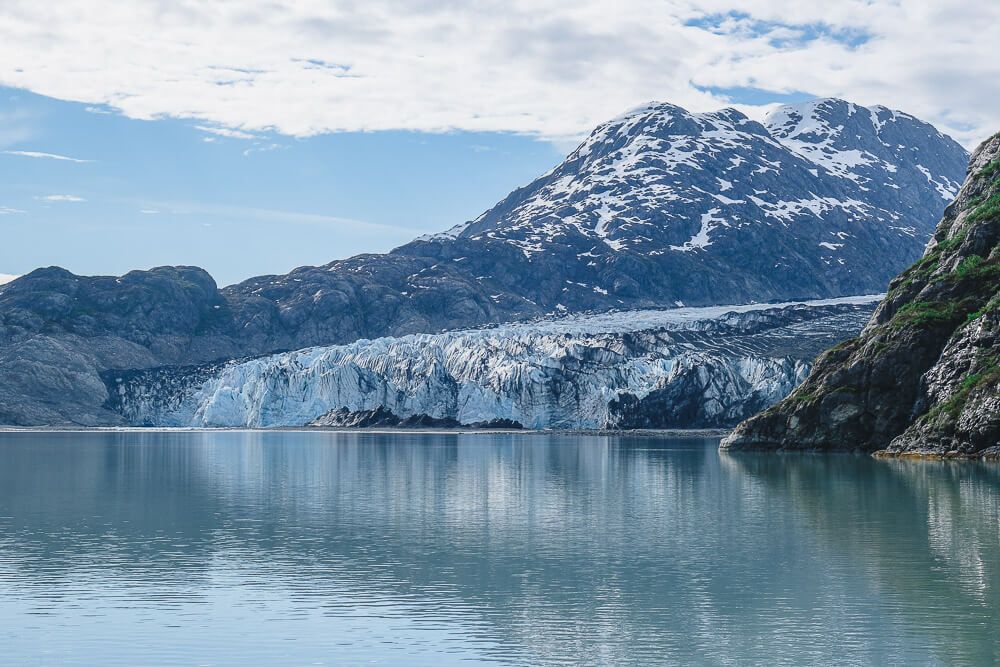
[568,101,771,170]
[418,96,969,309]
[765,97,863,140]
[571,102,699,161]
[765,99,967,195]
[609,100,687,123]
[222,98,970,356]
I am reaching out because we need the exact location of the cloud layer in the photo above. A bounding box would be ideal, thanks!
[0,1,996,146]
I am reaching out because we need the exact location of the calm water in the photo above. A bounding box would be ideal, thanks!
[1,432,999,666]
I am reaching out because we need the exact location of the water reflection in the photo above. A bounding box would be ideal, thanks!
[1,431,998,665]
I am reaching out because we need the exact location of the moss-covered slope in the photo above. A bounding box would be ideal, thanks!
[721,133,1000,457]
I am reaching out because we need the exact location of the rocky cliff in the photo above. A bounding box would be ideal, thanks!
[721,133,1000,457]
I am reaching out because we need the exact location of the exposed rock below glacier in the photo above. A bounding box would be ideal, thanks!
[104,297,878,429]
[308,406,523,429]
[309,406,461,428]
[722,133,1000,457]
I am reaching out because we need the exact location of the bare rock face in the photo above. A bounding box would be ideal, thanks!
[307,407,522,430]
[0,266,242,426]
[722,133,1000,457]
[880,309,1000,457]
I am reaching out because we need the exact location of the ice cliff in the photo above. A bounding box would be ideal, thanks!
[107,297,878,429]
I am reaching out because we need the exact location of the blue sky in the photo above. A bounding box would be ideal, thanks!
[0,0,997,284]
[0,88,563,284]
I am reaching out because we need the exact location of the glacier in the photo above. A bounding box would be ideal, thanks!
[106,296,880,429]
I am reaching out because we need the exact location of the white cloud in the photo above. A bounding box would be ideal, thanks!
[0,273,19,285]
[0,1,996,147]
[38,194,86,202]
[138,199,413,236]
[243,143,285,157]
[2,150,93,163]
[194,125,258,140]
[0,206,25,214]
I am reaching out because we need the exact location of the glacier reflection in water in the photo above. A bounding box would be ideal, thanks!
[1,431,999,665]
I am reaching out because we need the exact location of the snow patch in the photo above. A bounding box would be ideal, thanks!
[916,164,960,200]
[670,208,727,252]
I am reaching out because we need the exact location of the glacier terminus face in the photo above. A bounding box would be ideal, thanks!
[107,296,880,430]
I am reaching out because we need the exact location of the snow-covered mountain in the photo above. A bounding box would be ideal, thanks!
[0,98,969,427]
[222,98,967,351]
[433,99,963,257]
[106,297,879,429]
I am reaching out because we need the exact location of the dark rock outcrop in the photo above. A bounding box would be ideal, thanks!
[721,133,1000,457]
[309,407,523,430]
[0,266,243,425]
[309,406,461,428]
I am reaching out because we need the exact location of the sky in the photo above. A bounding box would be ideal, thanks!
[1,0,998,285]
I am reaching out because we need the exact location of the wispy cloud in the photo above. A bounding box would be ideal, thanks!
[0,2,995,146]
[142,200,413,235]
[2,150,93,163]
[194,125,258,140]
[0,206,26,214]
[243,143,285,157]
[38,194,86,202]
[0,273,20,285]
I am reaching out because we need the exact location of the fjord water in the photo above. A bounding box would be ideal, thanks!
[1,432,998,666]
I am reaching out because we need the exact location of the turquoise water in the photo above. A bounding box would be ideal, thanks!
[1,431,998,666]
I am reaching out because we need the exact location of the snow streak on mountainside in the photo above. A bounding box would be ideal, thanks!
[107,297,879,430]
